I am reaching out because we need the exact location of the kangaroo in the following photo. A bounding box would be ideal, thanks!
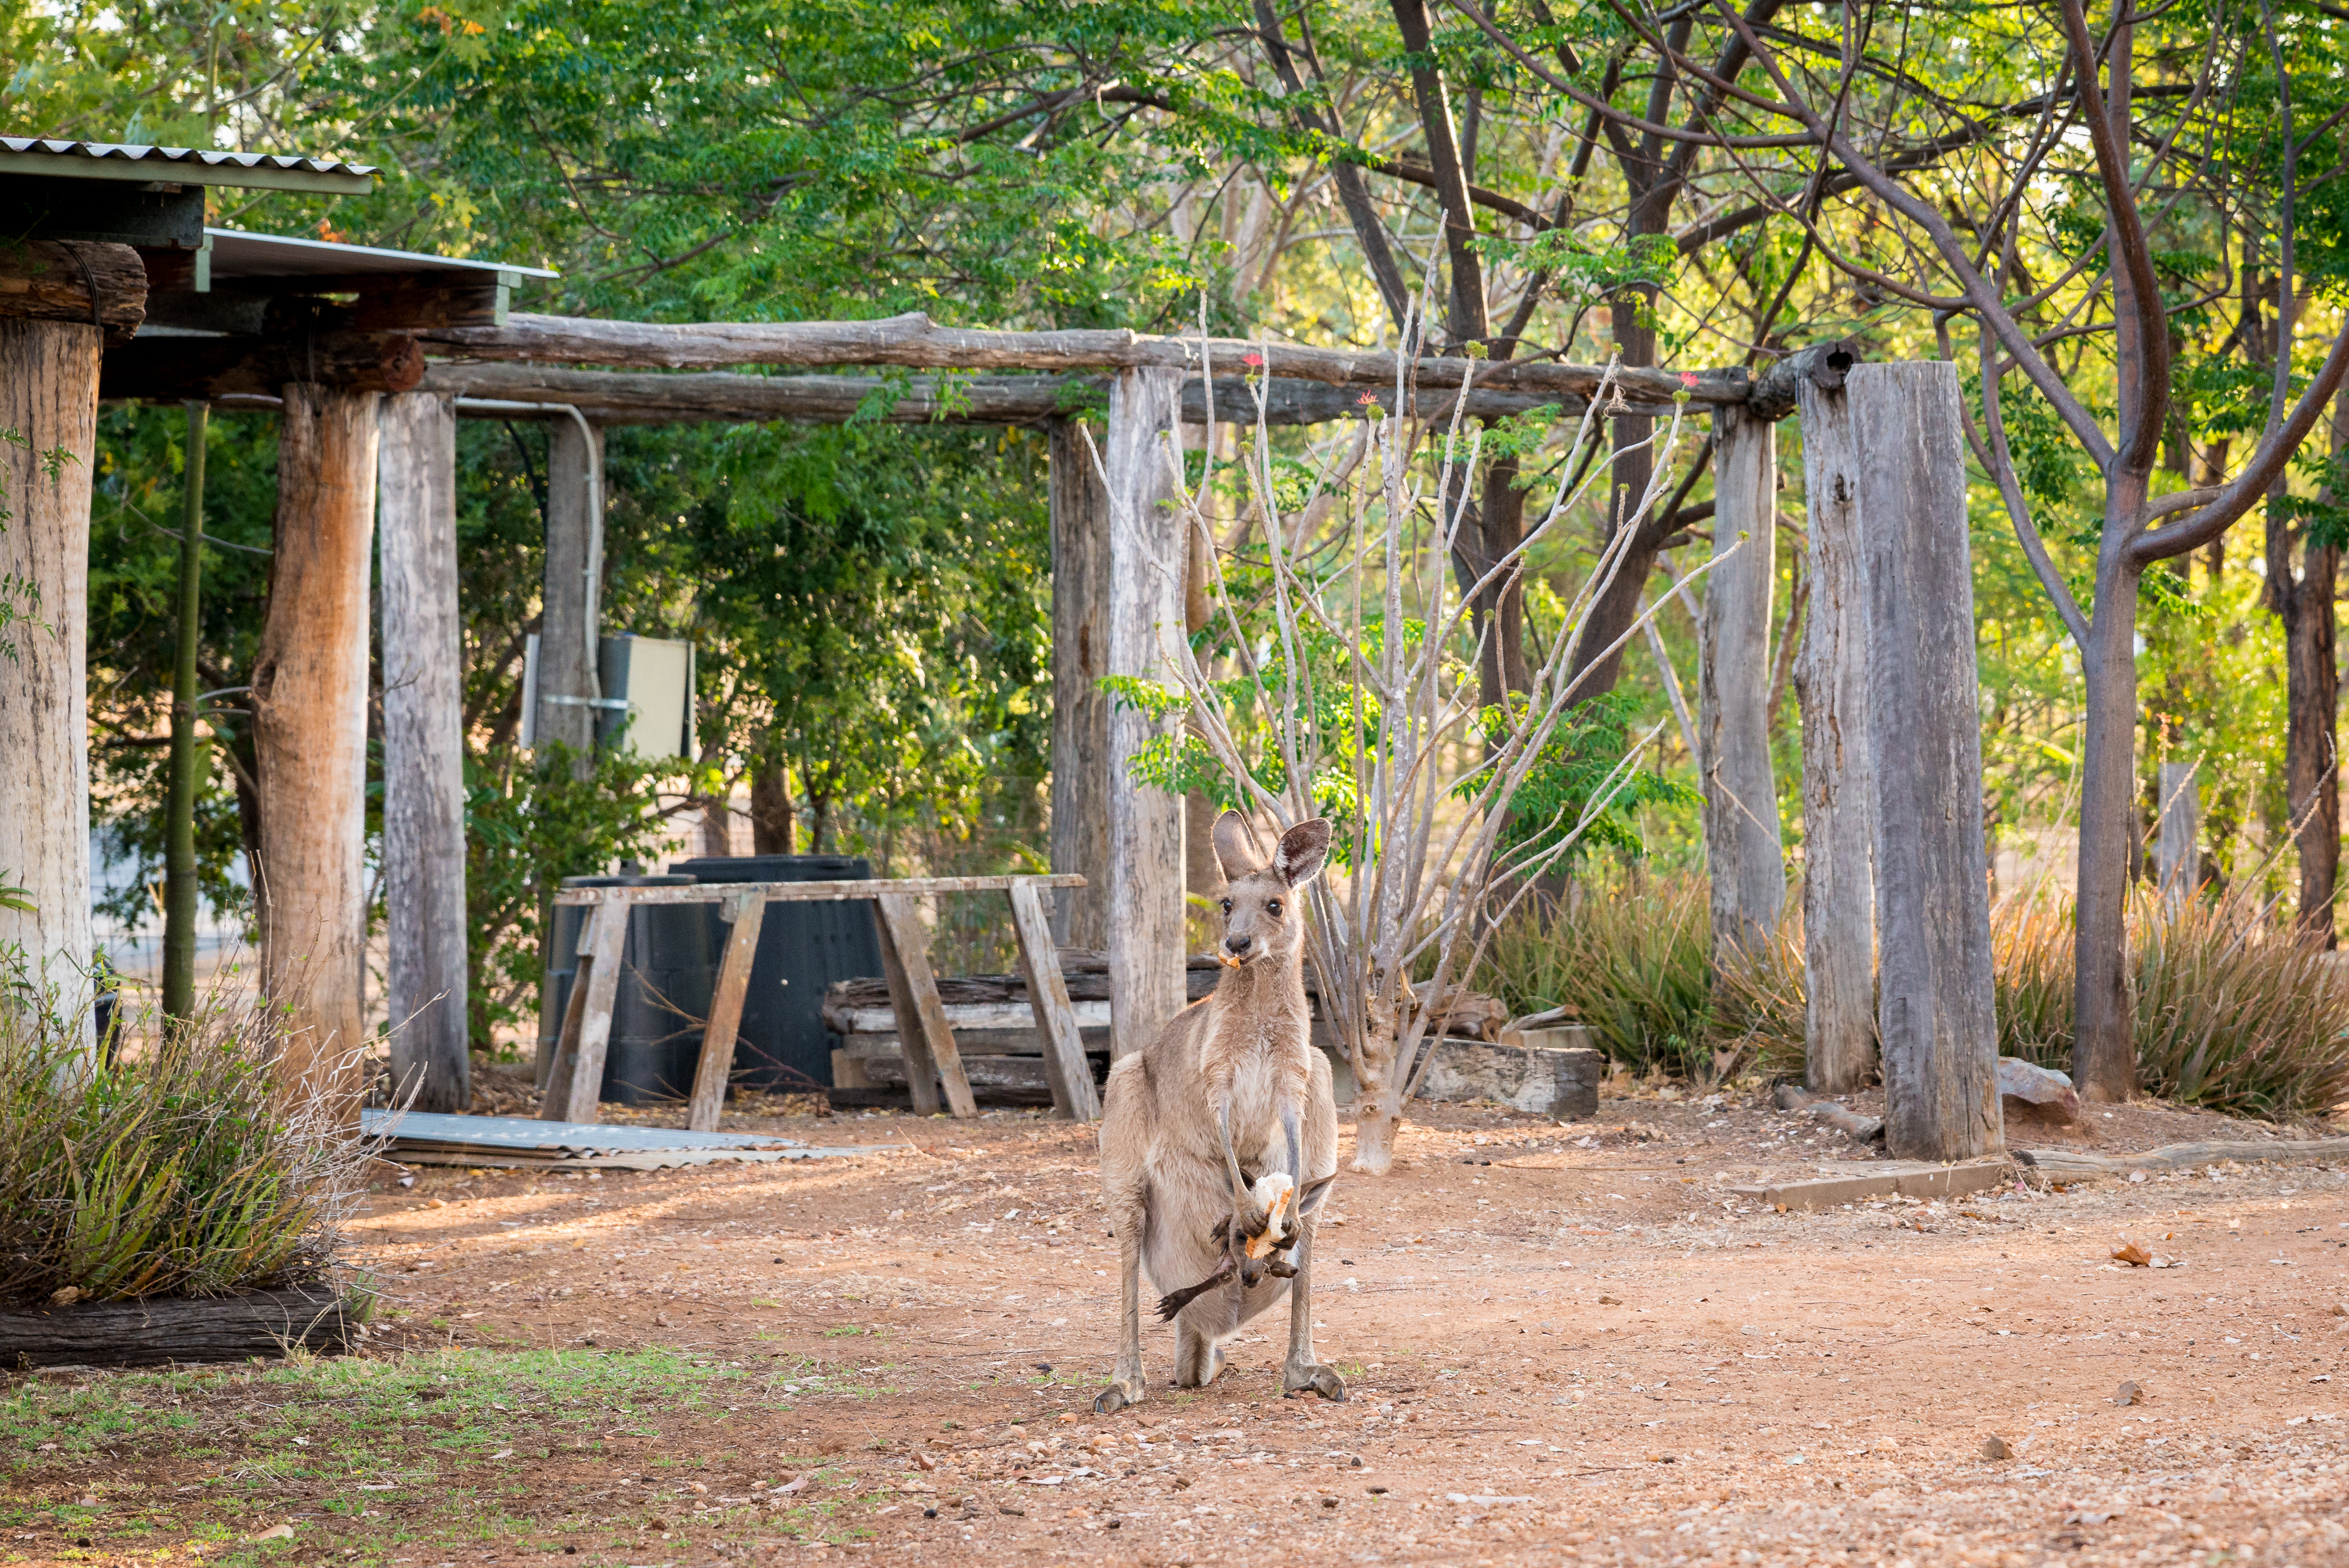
[1092,810,1345,1414]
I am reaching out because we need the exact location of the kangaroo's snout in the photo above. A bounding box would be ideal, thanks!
[1223,934,1252,956]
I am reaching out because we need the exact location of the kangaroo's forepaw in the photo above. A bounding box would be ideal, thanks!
[1283,1362,1347,1402]
[1092,1375,1146,1415]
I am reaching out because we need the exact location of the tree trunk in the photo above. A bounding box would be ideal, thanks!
[535,415,604,762]
[2268,400,2344,947]
[253,383,380,1117]
[1103,371,1189,1058]
[1048,417,1112,950]
[0,319,100,1026]
[1794,377,1875,1091]
[377,391,470,1112]
[1852,362,2000,1161]
[2072,507,2148,1101]
[749,754,795,854]
[1699,405,1785,961]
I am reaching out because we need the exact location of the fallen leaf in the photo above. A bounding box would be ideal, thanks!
[247,1525,295,1543]
[2115,1381,2143,1407]
[1979,1436,2011,1460]
[2112,1242,2152,1267]
[48,1286,80,1306]
[914,1452,937,1471]
[777,1475,811,1494]
[1597,1295,1622,1306]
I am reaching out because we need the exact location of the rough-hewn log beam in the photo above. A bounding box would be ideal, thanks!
[1048,418,1111,951]
[422,364,1660,425]
[421,311,1745,406]
[1699,404,1786,962]
[99,332,425,401]
[0,241,146,341]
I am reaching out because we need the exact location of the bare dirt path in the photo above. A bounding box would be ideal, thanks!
[6,1089,2346,1568]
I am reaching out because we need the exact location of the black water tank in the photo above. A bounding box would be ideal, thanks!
[536,873,717,1106]
[666,854,885,1092]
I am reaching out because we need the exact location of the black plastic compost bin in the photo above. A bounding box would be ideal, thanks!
[666,854,885,1092]
[536,873,718,1106]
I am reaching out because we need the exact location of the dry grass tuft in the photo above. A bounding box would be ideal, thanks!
[0,991,372,1307]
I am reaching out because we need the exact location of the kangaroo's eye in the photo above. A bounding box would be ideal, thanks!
[1219,899,1233,914]
[1267,900,1283,916]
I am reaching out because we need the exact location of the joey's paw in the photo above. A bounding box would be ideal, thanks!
[1237,1202,1271,1241]
[1282,1363,1347,1402]
[1092,1377,1146,1415]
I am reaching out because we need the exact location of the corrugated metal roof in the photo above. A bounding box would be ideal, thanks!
[206,226,558,282]
[0,138,376,194]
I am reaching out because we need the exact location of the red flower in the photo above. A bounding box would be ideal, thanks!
[1357,391,1381,406]
[1242,351,1265,368]
[1678,371,1699,388]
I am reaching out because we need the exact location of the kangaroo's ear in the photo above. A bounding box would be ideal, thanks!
[1273,819,1332,888]
[1210,809,1260,884]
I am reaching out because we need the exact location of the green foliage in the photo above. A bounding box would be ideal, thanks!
[0,992,366,1306]
[1470,691,1692,870]
[1471,874,1715,1080]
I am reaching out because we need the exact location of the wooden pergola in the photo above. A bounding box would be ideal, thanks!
[7,137,1998,1156]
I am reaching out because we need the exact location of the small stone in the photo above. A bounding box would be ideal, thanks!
[2115,1381,2142,1407]
[48,1285,80,1306]
[1979,1436,2011,1460]
[1597,1295,1622,1305]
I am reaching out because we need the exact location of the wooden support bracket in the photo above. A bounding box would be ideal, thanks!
[1007,881,1102,1121]
[873,894,978,1118]
[539,901,627,1124]
[689,891,767,1133]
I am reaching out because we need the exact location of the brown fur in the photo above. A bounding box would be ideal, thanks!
[1091,812,1347,1412]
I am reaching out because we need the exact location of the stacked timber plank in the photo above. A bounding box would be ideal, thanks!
[361,1109,905,1170]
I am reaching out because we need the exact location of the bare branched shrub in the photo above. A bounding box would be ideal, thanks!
[1146,323,1706,1173]
[0,990,371,1306]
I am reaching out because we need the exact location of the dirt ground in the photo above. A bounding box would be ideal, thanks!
[6,1083,2347,1568]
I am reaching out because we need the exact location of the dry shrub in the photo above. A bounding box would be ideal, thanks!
[0,992,370,1307]
[1477,876,2349,1118]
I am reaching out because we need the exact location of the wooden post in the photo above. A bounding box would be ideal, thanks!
[378,391,470,1112]
[1048,417,1111,950]
[1699,404,1786,962]
[0,319,102,1022]
[1854,361,2000,1161]
[536,413,604,758]
[873,894,978,1117]
[2157,761,2200,911]
[1007,881,1102,1120]
[1103,369,1189,1058]
[688,890,766,1131]
[1794,376,1876,1092]
[253,383,380,1116]
[539,899,626,1124]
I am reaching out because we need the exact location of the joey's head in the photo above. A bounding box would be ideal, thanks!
[1210,811,1331,968]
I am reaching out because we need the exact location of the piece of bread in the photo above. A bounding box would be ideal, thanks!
[1244,1172,1295,1259]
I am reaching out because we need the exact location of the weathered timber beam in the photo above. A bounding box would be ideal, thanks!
[101,331,425,400]
[1746,338,1860,421]
[421,363,1659,426]
[420,310,1746,406]
[0,240,146,343]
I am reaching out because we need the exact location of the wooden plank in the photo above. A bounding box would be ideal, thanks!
[688,893,766,1132]
[417,310,1750,406]
[1727,1158,2009,1212]
[377,390,470,1113]
[1794,374,1876,1093]
[1699,403,1787,964]
[0,320,99,1044]
[253,383,379,1124]
[1048,417,1112,949]
[875,894,978,1118]
[1104,366,1191,1058]
[0,240,146,338]
[540,901,627,1126]
[1854,361,2000,1162]
[1008,881,1103,1120]
[551,873,1086,905]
